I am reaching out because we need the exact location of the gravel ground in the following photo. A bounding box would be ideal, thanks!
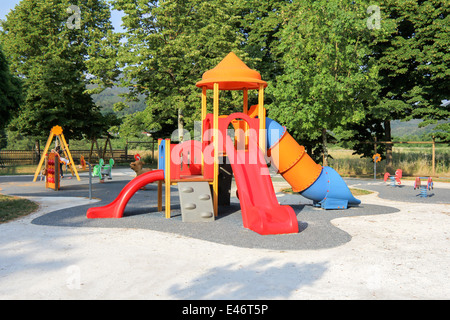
[0,170,402,250]
[0,168,449,299]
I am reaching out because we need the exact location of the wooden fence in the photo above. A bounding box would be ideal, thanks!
[0,150,38,166]
[0,149,129,166]
[0,139,159,167]
[365,137,447,176]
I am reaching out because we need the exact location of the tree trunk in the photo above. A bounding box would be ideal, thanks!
[178,107,184,142]
[35,140,41,164]
[384,120,393,173]
[322,128,328,167]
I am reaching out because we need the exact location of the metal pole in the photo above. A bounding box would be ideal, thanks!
[374,159,377,180]
[432,136,435,176]
[86,162,92,200]
[372,155,380,180]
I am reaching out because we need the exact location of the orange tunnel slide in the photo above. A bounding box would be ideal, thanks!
[265,117,360,209]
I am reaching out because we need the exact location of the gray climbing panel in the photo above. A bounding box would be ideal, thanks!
[178,181,215,222]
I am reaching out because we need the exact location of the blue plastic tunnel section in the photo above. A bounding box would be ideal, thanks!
[266,117,286,148]
[300,166,361,209]
[265,118,361,209]
[158,139,166,178]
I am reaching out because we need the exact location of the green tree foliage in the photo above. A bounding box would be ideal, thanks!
[90,85,146,116]
[111,0,245,139]
[236,0,289,80]
[268,0,379,164]
[384,1,449,126]
[0,0,120,141]
[0,46,22,148]
[344,0,449,160]
[1,0,447,155]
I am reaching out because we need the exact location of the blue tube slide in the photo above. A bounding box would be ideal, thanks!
[266,118,361,209]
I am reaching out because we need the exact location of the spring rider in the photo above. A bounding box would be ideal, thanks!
[93,158,114,182]
[414,177,434,198]
[384,169,402,186]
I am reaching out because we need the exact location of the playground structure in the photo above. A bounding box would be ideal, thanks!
[79,155,87,170]
[384,169,402,186]
[87,52,360,235]
[130,154,152,177]
[373,153,381,180]
[414,176,434,198]
[33,125,80,186]
[92,158,114,181]
[43,152,61,190]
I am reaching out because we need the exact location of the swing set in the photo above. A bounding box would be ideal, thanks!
[33,125,80,184]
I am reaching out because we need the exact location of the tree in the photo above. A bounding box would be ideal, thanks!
[268,0,379,165]
[0,0,120,141]
[111,0,245,140]
[344,0,450,166]
[390,1,449,127]
[0,45,22,148]
[236,0,289,80]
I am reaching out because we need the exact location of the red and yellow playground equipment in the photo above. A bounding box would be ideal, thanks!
[43,152,61,190]
[414,176,434,198]
[33,125,80,187]
[87,52,360,235]
[384,169,402,186]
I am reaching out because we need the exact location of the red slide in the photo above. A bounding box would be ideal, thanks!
[87,170,164,219]
[227,139,299,235]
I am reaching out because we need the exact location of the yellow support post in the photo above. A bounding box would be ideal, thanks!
[201,86,207,132]
[157,180,163,212]
[33,132,55,182]
[213,83,219,217]
[60,132,80,181]
[243,88,249,148]
[157,139,163,212]
[258,83,266,153]
[243,88,248,114]
[164,138,171,219]
[201,86,207,174]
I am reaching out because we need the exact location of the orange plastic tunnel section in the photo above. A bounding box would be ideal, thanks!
[247,104,322,193]
[263,114,361,209]
[268,130,322,193]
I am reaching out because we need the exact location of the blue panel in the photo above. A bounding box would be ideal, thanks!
[158,140,166,177]
[266,117,286,149]
[264,118,361,210]
[300,168,327,202]
[301,166,361,208]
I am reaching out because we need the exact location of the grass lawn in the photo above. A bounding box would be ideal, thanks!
[280,187,373,196]
[328,146,450,178]
[348,188,374,196]
[0,194,39,224]
[0,164,154,176]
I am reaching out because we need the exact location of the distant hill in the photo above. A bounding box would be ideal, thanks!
[391,119,445,140]
[90,85,146,116]
[90,86,445,141]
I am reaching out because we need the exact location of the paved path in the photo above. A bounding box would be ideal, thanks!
[0,169,449,299]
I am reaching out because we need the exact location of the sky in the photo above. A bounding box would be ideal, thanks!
[0,0,125,32]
